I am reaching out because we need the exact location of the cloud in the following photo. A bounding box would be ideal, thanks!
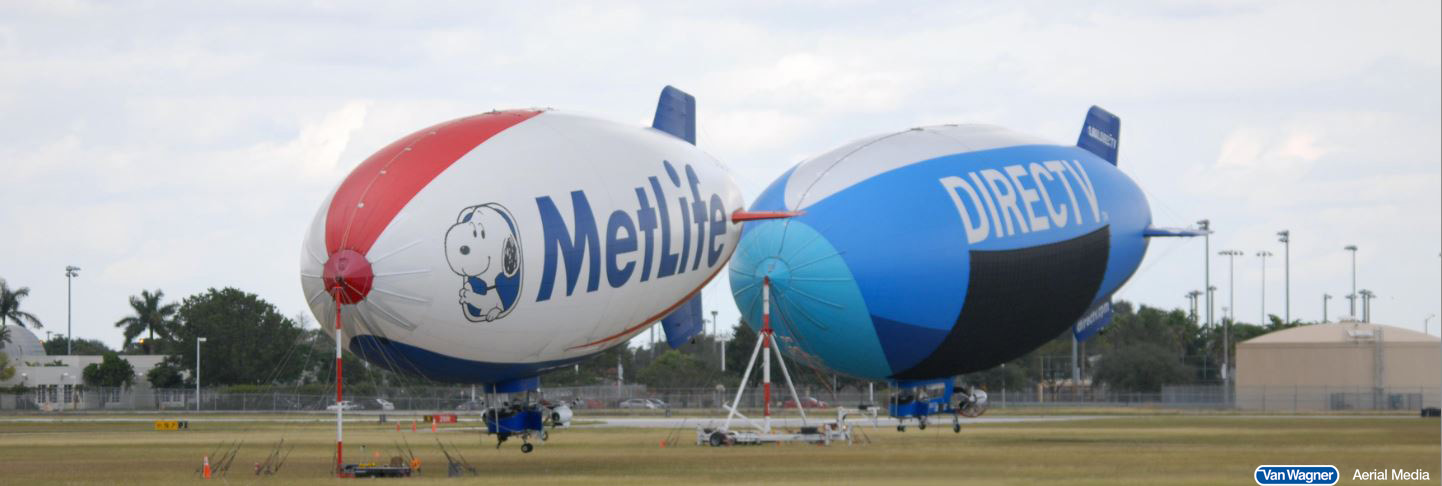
[0,1,1436,349]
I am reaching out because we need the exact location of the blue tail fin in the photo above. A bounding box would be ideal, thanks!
[660,294,703,349]
[652,85,696,145]
[1072,300,1113,342]
[1076,106,1119,165]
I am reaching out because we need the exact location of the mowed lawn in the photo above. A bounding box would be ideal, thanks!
[0,414,1436,485]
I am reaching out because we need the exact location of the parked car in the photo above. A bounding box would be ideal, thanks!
[326,400,363,411]
[645,398,669,409]
[455,399,486,411]
[781,397,829,409]
[619,398,660,409]
[373,398,395,411]
[571,398,605,409]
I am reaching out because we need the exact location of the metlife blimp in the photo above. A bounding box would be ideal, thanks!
[300,87,743,386]
[730,107,1200,381]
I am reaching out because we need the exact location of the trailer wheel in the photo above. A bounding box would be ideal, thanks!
[520,443,534,453]
[896,425,905,432]
[918,420,927,430]
[709,432,725,447]
[953,423,961,433]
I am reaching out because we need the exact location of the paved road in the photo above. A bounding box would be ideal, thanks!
[579,414,1111,429]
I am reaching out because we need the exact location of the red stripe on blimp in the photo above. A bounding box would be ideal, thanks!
[325,110,542,255]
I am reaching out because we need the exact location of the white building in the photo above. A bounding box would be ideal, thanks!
[2,325,175,411]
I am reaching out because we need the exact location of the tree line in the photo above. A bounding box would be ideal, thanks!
[3,276,1313,395]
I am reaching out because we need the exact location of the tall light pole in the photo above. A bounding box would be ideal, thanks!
[195,337,207,411]
[1277,230,1289,325]
[710,310,721,370]
[1218,249,1243,383]
[1359,290,1375,322]
[1344,245,1358,317]
[1426,314,1436,336]
[1257,251,1272,325]
[1186,290,1202,325]
[64,266,80,355]
[1323,294,1332,322]
[1198,220,1212,329]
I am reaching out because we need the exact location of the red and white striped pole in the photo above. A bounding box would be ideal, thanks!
[762,277,771,433]
[334,299,344,477]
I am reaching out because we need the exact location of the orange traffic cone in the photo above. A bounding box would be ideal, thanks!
[411,420,417,432]
[431,420,437,433]
[395,423,400,432]
[203,455,212,479]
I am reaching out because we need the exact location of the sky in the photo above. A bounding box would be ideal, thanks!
[1,0,1438,352]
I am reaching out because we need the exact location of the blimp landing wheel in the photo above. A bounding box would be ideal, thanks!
[539,430,549,441]
[918,419,927,431]
[896,424,905,432]
[953,423,961,433]
[521,443,534,453]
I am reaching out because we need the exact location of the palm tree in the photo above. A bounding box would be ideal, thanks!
[1,279,44,329]
[114,289,177,354]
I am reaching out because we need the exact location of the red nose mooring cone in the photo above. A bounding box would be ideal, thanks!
[323,249,373,304]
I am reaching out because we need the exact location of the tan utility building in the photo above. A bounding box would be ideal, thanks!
[1235,320,1440,411]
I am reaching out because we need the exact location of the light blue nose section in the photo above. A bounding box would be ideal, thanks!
[729,219,892,378]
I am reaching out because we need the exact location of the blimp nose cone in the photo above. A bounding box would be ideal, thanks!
[323,249,373,304]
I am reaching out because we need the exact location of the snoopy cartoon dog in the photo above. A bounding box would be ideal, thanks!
[444,203,522,322]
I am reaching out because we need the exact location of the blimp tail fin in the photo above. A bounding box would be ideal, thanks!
[1076,106,1120,165]
[660,294,704,349]
[652,85,697,145]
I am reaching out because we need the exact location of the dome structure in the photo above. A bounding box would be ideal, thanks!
[2,325,47,358]
[1241,320,1435,345]
[1235,320,1440,410]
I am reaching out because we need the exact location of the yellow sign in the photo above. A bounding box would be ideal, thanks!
[153,420,187,431]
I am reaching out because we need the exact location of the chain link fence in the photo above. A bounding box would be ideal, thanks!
[2,384,1437,413]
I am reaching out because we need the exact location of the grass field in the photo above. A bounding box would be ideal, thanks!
[1,413,1437,484]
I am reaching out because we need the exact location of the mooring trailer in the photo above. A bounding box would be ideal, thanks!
[697,413,854,447]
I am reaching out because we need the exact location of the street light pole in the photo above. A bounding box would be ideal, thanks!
[1218,250,1243,383]
[1323,294,1332,323]
[1186,290,1202,325]
[1277,231,1289,325]
[1257,251,1272,325]
[1344,245,1358,317]
[1359,290,1375,322]
[64,266,80,355]
[195,337,207,411]
[1198,220,1212,330]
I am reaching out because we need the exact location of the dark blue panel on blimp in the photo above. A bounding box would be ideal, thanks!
[660,294,704,349]
[349,335,586,387]
[731,143,1152,381]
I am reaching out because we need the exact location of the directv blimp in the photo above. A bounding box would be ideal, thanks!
[729,107,1200,429]
[300,87,741,450]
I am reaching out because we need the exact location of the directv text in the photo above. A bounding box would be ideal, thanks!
[939,159,1102,244]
